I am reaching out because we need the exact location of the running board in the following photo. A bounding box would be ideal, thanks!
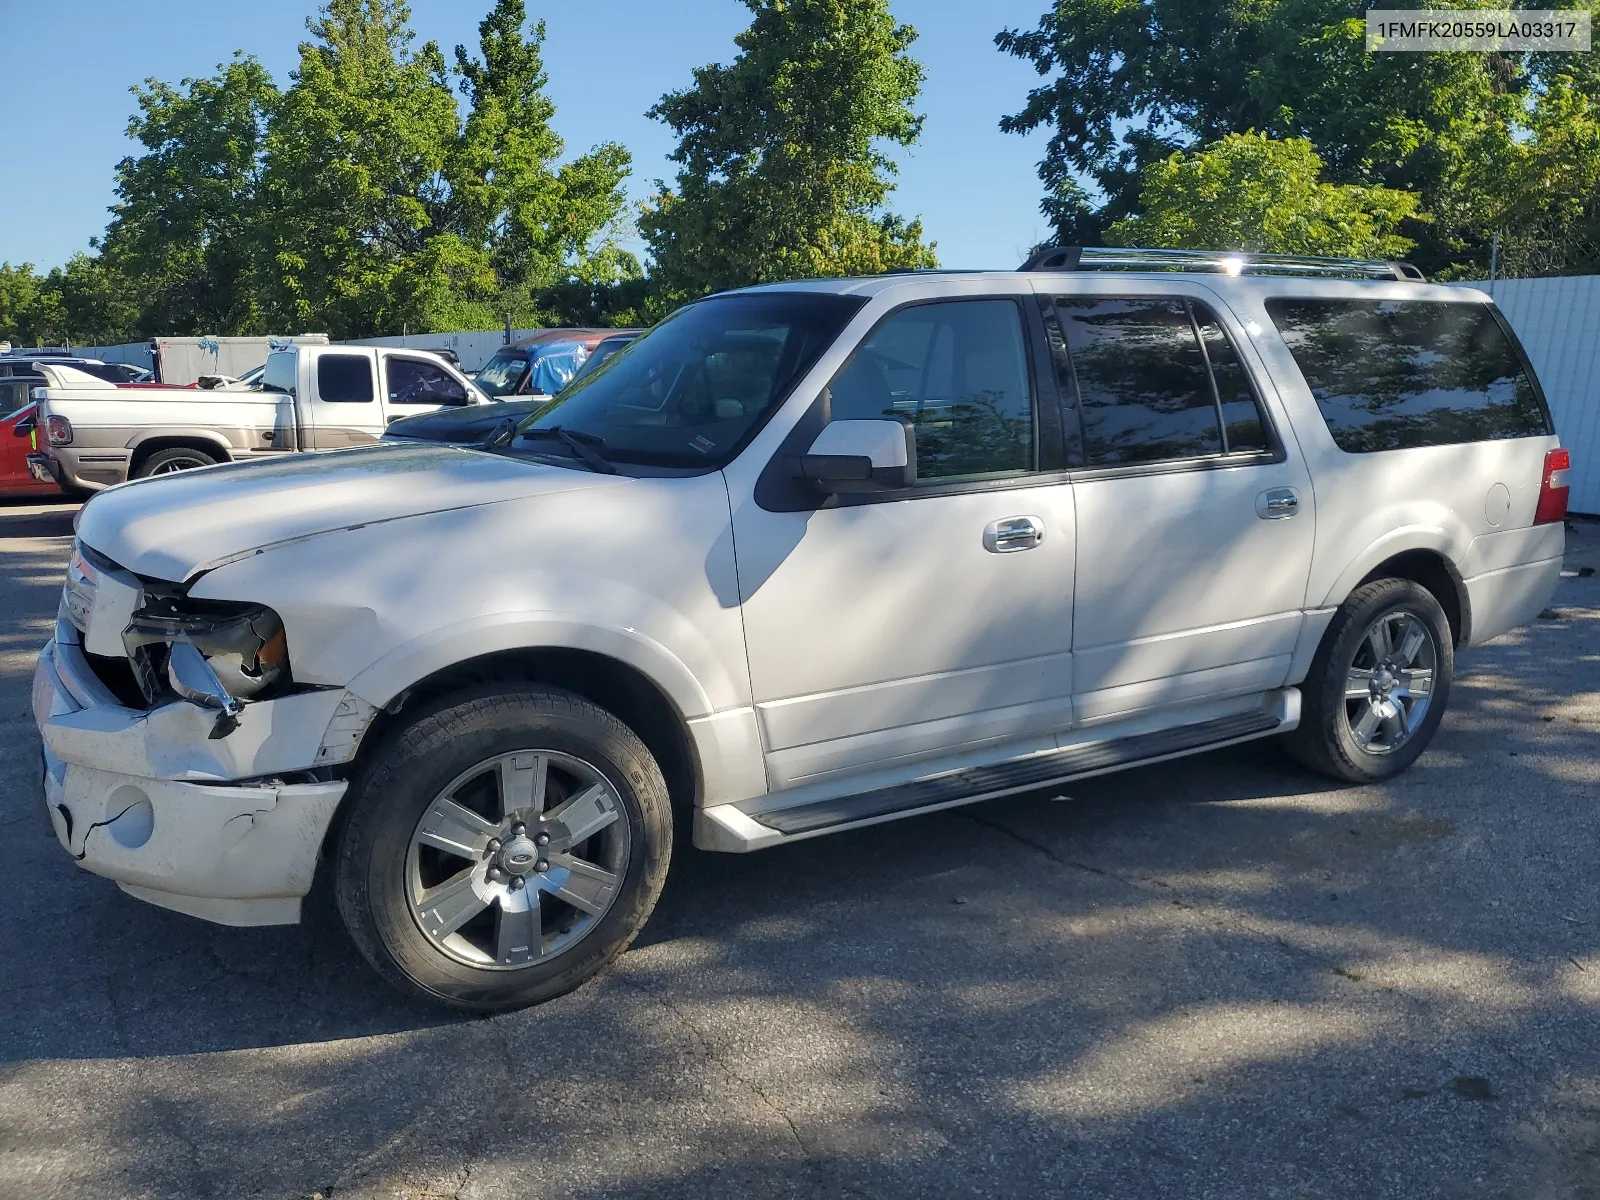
[749,709,1283,837]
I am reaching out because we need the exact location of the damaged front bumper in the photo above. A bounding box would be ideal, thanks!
[32,624,372,927]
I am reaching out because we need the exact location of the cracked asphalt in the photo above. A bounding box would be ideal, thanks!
[2,499,1598,1199]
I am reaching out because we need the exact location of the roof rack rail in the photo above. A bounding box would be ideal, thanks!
[1018,246,1426,283]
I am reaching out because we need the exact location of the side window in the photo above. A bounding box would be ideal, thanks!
[1195,313,1269,453]
[1053,297,1220,466]
[387,358,468,407]
[830,299,1035,483]
[1265,298,1552,453]
[317,353,374,403]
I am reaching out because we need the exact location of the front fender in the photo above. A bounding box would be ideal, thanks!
[345,611,716,719]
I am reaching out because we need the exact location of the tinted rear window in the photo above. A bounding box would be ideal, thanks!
[1266,299,1551,453]
[1047,296,1272,466]
[318,353,374,403]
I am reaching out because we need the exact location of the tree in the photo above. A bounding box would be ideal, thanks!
[257,0,638,337]
[1107,132,1423,259]
[1467,70,1600,278]
[450,0,640,326]
[258,0,483,337]
[0,264,50,345]
[98,54,279,336]
[641,0,936,311]
[996,1,1522,272]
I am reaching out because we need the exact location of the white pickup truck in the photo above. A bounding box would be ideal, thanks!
[29,344,489,491]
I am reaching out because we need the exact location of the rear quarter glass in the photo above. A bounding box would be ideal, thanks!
[1264,297,1553,452]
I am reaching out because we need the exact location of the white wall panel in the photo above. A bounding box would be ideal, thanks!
[1469,276,1600,514]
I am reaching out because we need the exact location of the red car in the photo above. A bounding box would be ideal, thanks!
[0,403,65,497]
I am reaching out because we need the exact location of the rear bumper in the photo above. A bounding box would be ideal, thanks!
[26,452,60,485]
[33,632,349,926]
[34,448,125,491]
[1464,555,1564,645]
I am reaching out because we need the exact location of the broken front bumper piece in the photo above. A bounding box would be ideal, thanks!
[32,630,374,926]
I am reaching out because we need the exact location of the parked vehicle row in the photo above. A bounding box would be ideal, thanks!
[27,345,488,492]
[384,331,640,446]
[31,253,1568,1014]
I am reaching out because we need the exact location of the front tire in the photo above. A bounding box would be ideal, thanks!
[334,686,672,1012]
[1286,578,1454,784]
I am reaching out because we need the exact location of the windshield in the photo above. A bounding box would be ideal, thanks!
[508,293,864,468]
[476,351,530,397]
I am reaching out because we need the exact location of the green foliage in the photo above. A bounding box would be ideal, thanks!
[451,2,639,323]
[995,0,1572,273]
[258,0,637,337]
[100,54,279,336]
[641,0,936,312]
[7,0,638,343]
[1464,68,1600,278]
[0,263,52,345]
[1107,132,1423,258]
[0,256,139,347]
[258,0,487,337]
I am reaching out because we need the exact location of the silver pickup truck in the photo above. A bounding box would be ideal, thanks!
[30,344,489,491]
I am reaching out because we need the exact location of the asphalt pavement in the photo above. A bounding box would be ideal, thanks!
[1,497,1597,1199]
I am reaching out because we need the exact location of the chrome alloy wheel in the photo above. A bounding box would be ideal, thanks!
[1341,609,1438,755]
[149,453,213,473]
[404,750,631,969]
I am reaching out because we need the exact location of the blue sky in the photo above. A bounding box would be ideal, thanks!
[0,0,1058,274]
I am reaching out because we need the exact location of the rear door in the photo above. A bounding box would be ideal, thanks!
[300,349,384,448]
[380,354,473,426]
[1039,281,1316,725]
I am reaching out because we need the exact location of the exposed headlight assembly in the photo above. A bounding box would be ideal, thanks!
[122,598,291,737]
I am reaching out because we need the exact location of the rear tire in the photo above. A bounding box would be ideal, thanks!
[1286,578,1453,784]
[334,685,672,1012]
[134,446,219,477]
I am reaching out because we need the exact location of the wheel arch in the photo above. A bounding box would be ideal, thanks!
[126,432,233,475]
[1319,529,1472,647]
[350,646,703,820]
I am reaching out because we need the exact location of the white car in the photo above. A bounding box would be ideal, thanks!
[33,248,1569,1011]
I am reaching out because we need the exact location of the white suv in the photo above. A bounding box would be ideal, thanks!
[33,249,1570,1010]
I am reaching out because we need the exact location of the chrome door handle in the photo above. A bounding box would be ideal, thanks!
[984,515,1045,553]
[1256,488,1300,520]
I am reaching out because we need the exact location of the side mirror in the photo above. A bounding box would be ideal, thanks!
[13,420,33,438]
[798,419,916,493]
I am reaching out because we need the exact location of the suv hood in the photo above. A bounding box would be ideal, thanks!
[75,443,623,582]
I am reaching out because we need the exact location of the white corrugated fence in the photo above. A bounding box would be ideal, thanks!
[1473,275,1600,514]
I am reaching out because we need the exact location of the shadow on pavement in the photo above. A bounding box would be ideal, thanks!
[1,539,1596,1197]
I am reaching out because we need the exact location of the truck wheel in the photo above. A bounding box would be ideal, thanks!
[1286,578,1454,784]
[135,446,219,477]
[334,686,672,1012]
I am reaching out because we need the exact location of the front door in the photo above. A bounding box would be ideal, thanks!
[732,296,1078,791]
[381,355,471,426]
[1040,288,1316,725]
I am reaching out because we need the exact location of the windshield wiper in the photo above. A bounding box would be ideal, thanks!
[480,416,518,450]
[519,426,618,474]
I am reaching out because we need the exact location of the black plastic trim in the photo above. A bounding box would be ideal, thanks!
[754,709,1282,835]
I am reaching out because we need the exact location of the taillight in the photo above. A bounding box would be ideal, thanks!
[45,414,72,446]
[1534,448,1570,525]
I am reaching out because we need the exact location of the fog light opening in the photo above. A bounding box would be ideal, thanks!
[104,786,155,850]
